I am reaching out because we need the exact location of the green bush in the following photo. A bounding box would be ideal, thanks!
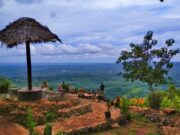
[43,112,56,135]
[175,88,180,96]
[0,77,11,93]
[44,124,52,135]
[55,132,63,135]
[118,97,131,125]
[27,108,39,135]
[161,84,180,111]
[62,83,70,92]
[119,97,130,117]
[167,84,175,100]
[148,91,164,110]
[45,112,56,123]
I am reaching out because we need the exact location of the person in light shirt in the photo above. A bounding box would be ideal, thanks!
[57,84,63,93]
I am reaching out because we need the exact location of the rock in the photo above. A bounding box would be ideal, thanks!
[162,108,177,115]
[163,126,180,135]
[159,117,174,127]
[118,117,128,126]
[129,106,148,112]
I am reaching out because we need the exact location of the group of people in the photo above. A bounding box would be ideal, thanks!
[43,81,106,100]
[57,82,105,101]
[78,83,105,101]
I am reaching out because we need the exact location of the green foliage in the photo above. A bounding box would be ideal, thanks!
[118,97,131,126]
[119,97,131,120]
[161,84,180,111]
[55,132,63,135]
[27,108,39,135]
[147,133,160,135]
[161,96,180,111]
[131,112,149,123]
[0,77,11,93]
[168,83,176,100]
[45,112,56,123]
[62,83,70,92]
[43,112,56,135]
[44,124,52,135]
[117,31,180,92]
[148,91,164,110]
[126,88,142,98]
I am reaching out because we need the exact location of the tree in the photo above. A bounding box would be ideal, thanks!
[117,31,179,92]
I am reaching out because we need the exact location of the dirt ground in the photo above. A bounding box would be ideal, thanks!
[1,94,178,135]
[35,101,121,134]
[0,94,120,135]
[92,120,158,135]
[0,117,28,135]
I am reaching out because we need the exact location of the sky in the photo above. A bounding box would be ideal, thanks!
[0,0,180,63]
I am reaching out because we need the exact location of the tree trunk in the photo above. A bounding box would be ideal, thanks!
[148,83,153,93]
[26,42,32,90]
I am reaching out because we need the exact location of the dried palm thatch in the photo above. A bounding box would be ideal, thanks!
[0,17,62,48]
[0,17,62,91]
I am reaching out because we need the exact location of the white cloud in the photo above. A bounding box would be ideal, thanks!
[0,43,123,59]
[161,14,180,19]
[0,0,180,62]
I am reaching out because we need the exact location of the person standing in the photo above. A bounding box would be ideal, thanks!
[57,84,63,93]
[98,83,105,101]
[100,83,105,92]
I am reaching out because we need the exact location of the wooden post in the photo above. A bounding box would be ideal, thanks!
[26,42,32,90]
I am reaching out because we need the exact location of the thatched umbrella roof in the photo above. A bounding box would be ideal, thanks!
[0,17,62,48]
[0,17,62,91]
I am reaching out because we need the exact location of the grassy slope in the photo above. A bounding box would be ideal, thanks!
[91,113,159,135]
[91,121,158,135]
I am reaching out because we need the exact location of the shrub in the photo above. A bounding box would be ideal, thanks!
[44,112,56,135]
[168,84,176,101]
[131,112,149,123]
[27,108,39,135]
[45,112,56,123]
[148,91,164,110]
[119,97,130,117]
[55,132,63,135]
[62,83,70,92]
[44,124,52,135]
[118,97,131,125]
[161,84,180,111]
[0,77,11,93]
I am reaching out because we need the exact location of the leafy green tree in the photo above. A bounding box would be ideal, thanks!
[117,31,179,92]
[0,77,11,93]
[168,83,176,101]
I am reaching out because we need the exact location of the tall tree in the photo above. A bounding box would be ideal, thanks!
[117,31,179,92]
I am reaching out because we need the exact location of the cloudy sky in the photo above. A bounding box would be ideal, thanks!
[0,0,180,63]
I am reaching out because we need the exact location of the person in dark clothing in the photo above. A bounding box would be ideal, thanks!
[100,83,105,91]
[98,83,105,101]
